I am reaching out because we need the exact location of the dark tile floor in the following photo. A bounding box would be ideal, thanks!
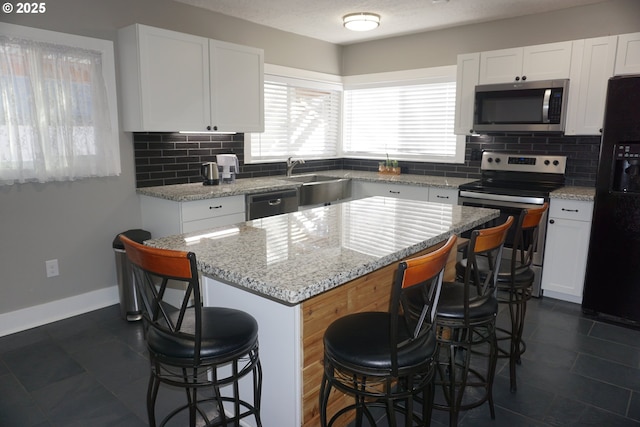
[1,297,639,426]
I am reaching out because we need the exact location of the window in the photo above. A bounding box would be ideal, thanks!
[0,24,120,185]
[247,65,464,165]
[246,74,341,163]
[342,66,464,164]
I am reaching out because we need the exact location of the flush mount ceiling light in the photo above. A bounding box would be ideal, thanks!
[343,12,381,32]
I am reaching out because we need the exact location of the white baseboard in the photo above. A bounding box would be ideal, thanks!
[0,286,120,337]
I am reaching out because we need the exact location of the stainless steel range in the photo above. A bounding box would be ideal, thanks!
[458,151,567,297]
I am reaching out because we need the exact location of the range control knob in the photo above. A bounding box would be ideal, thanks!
[553,160,559,166]
[544,160,550,166]
[487,157,493,163]
[495,157,501,163]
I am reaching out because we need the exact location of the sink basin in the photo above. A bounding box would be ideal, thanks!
[285,174,342,183]
[285,175,351,206]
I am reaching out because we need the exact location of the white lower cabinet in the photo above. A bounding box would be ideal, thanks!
[541,198,593,303]
[140,195,245,238]
[351,181,459,205]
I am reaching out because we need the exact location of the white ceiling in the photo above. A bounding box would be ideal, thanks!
[174,0,610,45]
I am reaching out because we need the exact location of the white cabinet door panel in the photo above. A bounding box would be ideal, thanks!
[210,40,264,132]
[565,37,616,136]
[541,199,593,303]
[615,32,640,75]
[454,53,480,135]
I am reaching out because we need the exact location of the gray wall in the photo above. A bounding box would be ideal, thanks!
[0,0,342,318]
[1,0,639,320]
[342,0,640,75]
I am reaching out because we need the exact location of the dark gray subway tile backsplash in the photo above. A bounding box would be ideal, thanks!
[133,132,601,188]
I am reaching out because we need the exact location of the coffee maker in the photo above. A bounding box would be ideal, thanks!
[201,162,219,186]
[216,154,239,184]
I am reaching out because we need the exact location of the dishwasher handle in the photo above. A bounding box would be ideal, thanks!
[268,198,282,206]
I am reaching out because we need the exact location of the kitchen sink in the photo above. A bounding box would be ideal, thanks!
[285,174,351,206]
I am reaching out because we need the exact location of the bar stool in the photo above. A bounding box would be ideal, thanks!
[433,217,513,427]
[319,235,457,427]
[457,203,548,393]
[119,235,262,427]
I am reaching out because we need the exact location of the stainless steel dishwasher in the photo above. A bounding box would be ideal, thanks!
[246,189,299,220]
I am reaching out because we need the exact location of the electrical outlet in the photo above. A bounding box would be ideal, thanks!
[45,259,59,278]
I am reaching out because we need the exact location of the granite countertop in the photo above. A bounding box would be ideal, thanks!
[145,196,499,305]
[136,170,476,202]
[550,186,595,201]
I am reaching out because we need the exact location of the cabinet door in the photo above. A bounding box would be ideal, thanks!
[454,53,480,135]
[209,41,264,132]
[565,37,616,135]
[521,41,572,81]
[541,199,593,303]
[541,217,591,303]
[137,25,210,131]
[479,42,572,84]
[479,48,523,84]
[614,32,640,75]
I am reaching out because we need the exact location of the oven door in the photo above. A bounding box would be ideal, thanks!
[459,194,549,297]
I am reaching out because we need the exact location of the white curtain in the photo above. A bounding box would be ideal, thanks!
[0,36,120,184]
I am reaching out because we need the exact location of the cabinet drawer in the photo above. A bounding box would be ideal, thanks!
[181,195,245,222]
[182,212,246,233]
[428,188,458,205]
[353,181,429,202]
[549,199,593,222]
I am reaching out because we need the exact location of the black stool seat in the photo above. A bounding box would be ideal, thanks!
[147,307,258,364]
[324,312,437,374]
[435,283,498,322]
[456,258,534,290]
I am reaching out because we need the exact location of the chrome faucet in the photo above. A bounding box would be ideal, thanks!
[286,157,305,177]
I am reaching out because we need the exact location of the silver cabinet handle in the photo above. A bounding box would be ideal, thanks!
[436,195,449,199]
[561,208,579,212]
[389,190,400,194]
[209,205,223,209]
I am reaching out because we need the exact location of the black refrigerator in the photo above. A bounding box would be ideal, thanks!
[583,75,640,326]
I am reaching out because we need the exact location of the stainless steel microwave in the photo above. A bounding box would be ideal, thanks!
[473,79,569,133]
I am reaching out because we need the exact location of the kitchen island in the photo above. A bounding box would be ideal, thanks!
[145,196,499,426]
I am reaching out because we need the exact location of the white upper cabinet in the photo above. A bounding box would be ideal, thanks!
[565,36,617,136]
[479,41,573,84]
[454,53,480,135]
[118,24,264,132]
[209,40,264,132]
[614,32,640,75]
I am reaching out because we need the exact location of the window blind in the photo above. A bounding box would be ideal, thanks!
[343,81,458,162]
[247,79,340,162]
